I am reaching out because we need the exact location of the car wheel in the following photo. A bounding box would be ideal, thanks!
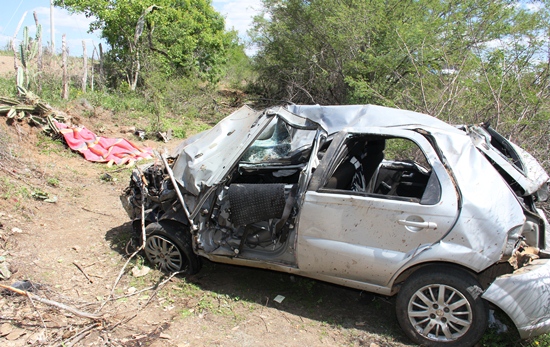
[396,269,488,347]
[143,222,201,275]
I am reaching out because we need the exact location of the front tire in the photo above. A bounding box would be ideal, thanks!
[143,222,201,275]
[396,268,488,347]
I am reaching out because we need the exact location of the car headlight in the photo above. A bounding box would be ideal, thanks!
[536,182,549,202]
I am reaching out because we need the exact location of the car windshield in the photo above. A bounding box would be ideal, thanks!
[240,117,316,164]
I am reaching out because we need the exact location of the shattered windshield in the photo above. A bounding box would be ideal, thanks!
[240,117,316,164]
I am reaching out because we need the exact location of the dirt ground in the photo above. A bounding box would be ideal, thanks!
[0,56,14,76]
[0,101,416,347]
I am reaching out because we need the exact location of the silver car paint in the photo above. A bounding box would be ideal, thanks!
[482,259,550,339]
[467,125,549,196]
[172,106,268,197]
[297,128,460,295]
[155,104,550,339]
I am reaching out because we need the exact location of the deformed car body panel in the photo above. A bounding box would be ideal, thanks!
[172,106,324,197]
[467,125,549,196]
[172,106,268,196]
[298,128,461,291]
[122,103,550,343]
[287,104,463,135]
[424,129,527,268]
[482,259,550,339]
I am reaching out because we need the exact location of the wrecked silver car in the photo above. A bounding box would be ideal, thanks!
[121,104,550,346]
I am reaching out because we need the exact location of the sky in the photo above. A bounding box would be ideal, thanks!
[0,0,262,57]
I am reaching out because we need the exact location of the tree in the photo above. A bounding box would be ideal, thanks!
[54,0,235,90]
[250,0,549,126]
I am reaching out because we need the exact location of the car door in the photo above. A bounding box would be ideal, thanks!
[296,128,459,288]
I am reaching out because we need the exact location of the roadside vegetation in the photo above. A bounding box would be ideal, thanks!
[1,0,550,346]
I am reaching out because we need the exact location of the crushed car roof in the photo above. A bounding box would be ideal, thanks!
[286,104,463,135]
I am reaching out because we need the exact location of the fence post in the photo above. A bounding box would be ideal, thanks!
[62,34,69,100]
[82,41,87,93]
[99,43,104,86]
[91,45,96,92]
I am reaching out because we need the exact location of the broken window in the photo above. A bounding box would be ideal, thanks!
[323,135,441,204]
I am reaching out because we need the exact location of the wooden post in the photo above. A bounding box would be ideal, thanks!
[33,11,43,92]
[91,45,96,92]
[62,34,68,100]
[82,41,88,93]
[50,0,55,53]
[99,43,104,86]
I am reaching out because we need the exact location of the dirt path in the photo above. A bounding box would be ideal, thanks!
[0,115,414,347]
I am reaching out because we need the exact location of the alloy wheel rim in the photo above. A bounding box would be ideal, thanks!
[407,283,472,342]
[144,235,184,272]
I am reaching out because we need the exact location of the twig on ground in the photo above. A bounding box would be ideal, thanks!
[73,261,93,283]
[280,311,292,324]
[261,296,269,314]
[99,202,146,312]
[259,315,269,332]
[63,322,101,347]
[106,271,180,332]
[0,284,103,320]
[26,292,47,329]
[81,207,114,217]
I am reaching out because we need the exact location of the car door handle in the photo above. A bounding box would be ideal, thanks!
[398,219,438,230]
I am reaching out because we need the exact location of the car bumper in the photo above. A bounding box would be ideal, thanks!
[482,259,550,339]
[120,193,136,220]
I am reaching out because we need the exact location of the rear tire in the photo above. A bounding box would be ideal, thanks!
[396,268,488,347]
[143,222,201,275]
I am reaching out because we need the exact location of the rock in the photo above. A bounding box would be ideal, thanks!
[11,227,22,233]
[131,266,150,277]
[0,262,11,279]
[159,333,171,339]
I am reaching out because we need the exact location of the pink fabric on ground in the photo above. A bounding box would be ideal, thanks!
[55,122,154,165]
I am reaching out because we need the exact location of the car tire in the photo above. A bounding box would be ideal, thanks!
[143,222,201,275]
[396,268,488,347]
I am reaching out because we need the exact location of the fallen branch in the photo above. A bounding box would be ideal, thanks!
[63,322,101,347]
[106,271,180,331]
[73,261,93,284]
[26,291,47,329]
[82,207,114,217]
[0,284,103,320]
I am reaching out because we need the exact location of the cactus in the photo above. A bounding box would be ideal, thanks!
[16,24,41,90]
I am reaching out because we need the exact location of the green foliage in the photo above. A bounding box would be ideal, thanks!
[222,36,256,89]
[54,0,237,88]
[251,0,550,169]
[0,76,17,98]
[16,24,41,90]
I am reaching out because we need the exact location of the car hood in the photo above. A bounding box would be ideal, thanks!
[172,105,322,196]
